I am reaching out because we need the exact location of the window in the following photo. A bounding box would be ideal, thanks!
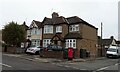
[44,25,53,34]
[34,41,36,46]
[27,30,31,36]
[69,24,79,32]
[37,41,40,46]
[32,40,36,46]
[43,39,51,47]
[35,30,37,34]
[65,39,76,49]
[56,26,62,33]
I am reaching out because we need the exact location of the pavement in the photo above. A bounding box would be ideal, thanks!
[3,53,106,63]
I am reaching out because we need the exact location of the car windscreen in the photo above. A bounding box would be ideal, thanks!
[107,48,117,52]
[37,46,42,48]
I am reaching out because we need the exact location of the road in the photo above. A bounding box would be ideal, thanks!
[57,57,119,72]
[2,54,119,72]
[2,54,75,70]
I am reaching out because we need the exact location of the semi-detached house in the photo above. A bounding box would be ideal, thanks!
[27,20,43,47]
[41,12,98,58]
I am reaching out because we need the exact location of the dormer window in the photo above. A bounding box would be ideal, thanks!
[69,24,79,32]
[56,26,62,33]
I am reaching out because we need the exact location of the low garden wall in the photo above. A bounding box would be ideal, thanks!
[40,50,63,58]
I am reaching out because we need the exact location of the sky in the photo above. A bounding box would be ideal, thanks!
[0,0,119,40]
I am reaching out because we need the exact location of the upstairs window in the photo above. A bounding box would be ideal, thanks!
[44,25,53,34]
[69,24,79,32]
[56,26,62,33]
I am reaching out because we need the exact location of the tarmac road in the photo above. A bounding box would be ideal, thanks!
[2,53,120,72]
[2,54,76,70]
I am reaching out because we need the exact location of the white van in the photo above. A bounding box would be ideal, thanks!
[106,45,120,58]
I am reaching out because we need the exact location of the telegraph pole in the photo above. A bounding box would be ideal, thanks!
[101,22,103,56]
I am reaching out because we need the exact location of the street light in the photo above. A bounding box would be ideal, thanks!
[101,22,103,57]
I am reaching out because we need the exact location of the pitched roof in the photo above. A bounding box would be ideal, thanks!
[64,33,82,39]
[21,21,29,30]
[33,20,43,28]
[51,34,64,42]
[102,39,113,46]
[66,16,97,29]
[41,12,97,29]
[42,17,53,25]
[53,16,68,24]
[98,36,117,46]
[116,41,120,44]
[66,16,85,24]
[98,37,113,46]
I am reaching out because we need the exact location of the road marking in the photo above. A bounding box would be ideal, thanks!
[3,54,21,57]
[0,63,12,68]
[64,65,70,68]
[72,67,80,70]
[115,63,118,65]
[96,67,108,71]
[57,64,63,67]
[80,69,87,70]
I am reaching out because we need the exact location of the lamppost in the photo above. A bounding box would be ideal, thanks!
[101,22,103,57]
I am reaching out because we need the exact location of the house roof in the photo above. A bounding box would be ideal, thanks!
[66,16,97,29]
[64,33,82,39]
[41,12,97,29]
[33,20,43,28]
[102,39,113,46]
[21,21,29,30]
[42,17,53,25]
[116,41,120,44]
[66,16,85,24]
[53,16,68,24]
[51,34,64,42]
[98,36,114,46]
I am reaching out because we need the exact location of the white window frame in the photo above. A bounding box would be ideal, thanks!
[43,39,51,47]
[65,39,76,49]
[56,26,62,33]
[44,25,53,34]
[69,24,79,32]
[37,41,40,46]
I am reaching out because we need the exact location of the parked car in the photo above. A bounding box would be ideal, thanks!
[26,46,43,54]
[46,45,64,51]
[106,45,120,58]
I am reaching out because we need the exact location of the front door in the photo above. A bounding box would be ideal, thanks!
[54,40,57,45]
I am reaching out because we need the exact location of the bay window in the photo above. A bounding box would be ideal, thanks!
[65,39,76,49]
[43,39,51,47]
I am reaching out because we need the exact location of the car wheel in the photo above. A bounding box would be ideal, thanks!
[106,55,109,58]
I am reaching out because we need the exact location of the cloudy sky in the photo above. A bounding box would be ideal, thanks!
[0,0,119,40]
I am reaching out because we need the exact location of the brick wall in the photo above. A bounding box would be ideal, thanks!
[40,51,63,58]
[2,47,16,53]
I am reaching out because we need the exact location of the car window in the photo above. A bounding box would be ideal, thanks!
[51,45,55,48]
[58,46,62,48]
[30,45,36,47]
[37,46,41,48]
[108,48,117,52]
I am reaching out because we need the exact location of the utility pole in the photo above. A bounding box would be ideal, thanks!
[101,22,103,56]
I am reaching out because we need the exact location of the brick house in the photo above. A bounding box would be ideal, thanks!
[42,12,98,58]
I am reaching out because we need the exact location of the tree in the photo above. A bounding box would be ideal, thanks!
[2,21,26,47]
